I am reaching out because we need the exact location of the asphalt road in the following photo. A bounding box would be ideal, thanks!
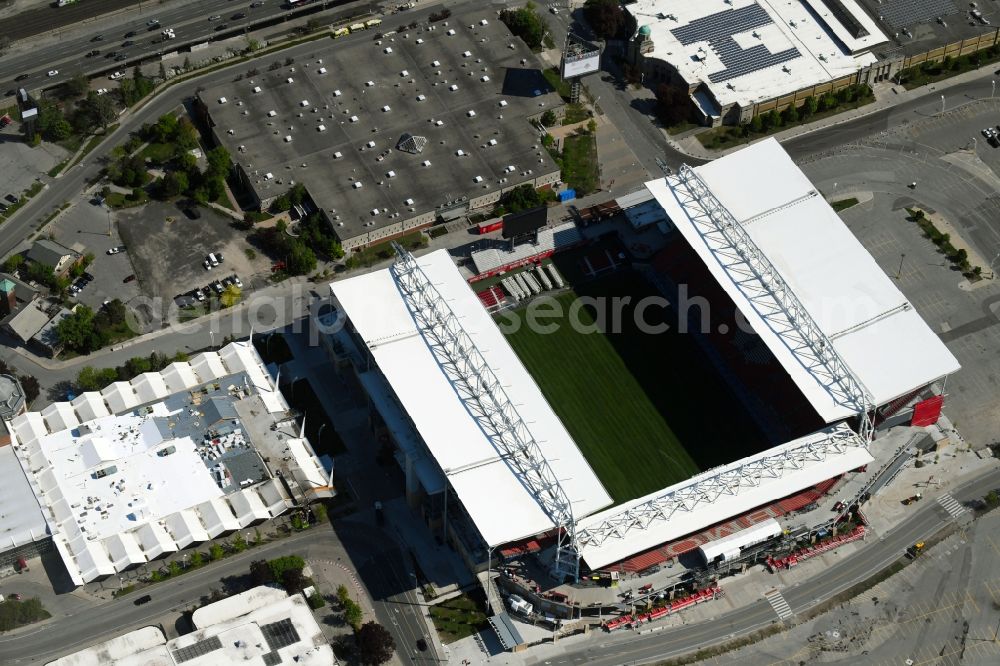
[0,0,362,93]
[534,466,1000,666]
[783,74,1000,159]
[0,0,144,42]
[0,528,320,664]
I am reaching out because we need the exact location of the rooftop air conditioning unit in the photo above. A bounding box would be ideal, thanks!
[252,86,261,93]
[300,100,310,107]
[317,125,326,132]
[353,182,363,189]
[318,67,327,74]
[400,70,409,77]
[218,97,227,104]
[467,110,476,117]
[287,77,294,83]
[284,135,292,142]
[422,160,431,166]
[333,89,342,96]
[267,110,276,117]
[334,151,343,159]
[384,47,393,54]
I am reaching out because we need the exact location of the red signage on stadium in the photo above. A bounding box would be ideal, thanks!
[911,395,944,427]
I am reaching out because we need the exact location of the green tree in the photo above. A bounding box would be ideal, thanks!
[540,109,557,127]
[749,114,764,133]
[286,241,317,275]
[782,103,799,123]
[56,306,107,353]
[356,621,394,665]
[268,555,305,581]
[78,90,118,131]
[499,5,546,50]
[344,598,364,631]
[281,567,306,593]
[220,284,242,308]
[209,543,225,561]
[499,183,544,213]
[157,170,189,199]
[190,551,204,568]
[765,109,782,129]
[337,585,351,606]
[64,73,90,99]
[2,254,24,273]
[206,146,232,179]
[803,95,819,116]
[271,194,292,213]
[986,490,1000,507]
[150,114,178,143]
[231,534,247,552]
[124,355,152,377]
[168,560,182,577]
[250,559,275,585]
[584,0,626,39]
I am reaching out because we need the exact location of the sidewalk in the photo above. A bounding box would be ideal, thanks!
[669,66,1000,161]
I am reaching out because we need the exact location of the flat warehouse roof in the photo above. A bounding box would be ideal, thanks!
[330,250,612,546]
[578,423,874,569]
[646,138,959,422]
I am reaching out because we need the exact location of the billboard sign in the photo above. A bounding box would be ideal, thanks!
[503,207,547,239]
[561,33,601,80]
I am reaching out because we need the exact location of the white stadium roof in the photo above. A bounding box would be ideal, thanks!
[577,423,873,569]
[331,249,613,547]
[647,138,959,423]
[628,0,884,110]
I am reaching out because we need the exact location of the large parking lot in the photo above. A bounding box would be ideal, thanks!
[115,200,269,305]
[798,97,1000,446]
[0,123,68,215]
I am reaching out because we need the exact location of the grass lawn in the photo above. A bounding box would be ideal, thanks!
[561,133,599,196]
[105,191,149,209]
[429,593,489,644]
[831,197,859,212]
[140,142,175,164]
[501,267,766,503]
[666,120,700,136]
[347,231,427,268]
[542,67,572,100]
[562,103,591,125]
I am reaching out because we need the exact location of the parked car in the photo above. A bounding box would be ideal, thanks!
[183,207,201,220]
[215,253,224,264]
[47,70,59,77]
[208,14,222,21]
[15,74,29,81]
[203,259,213,270]
[133,594,152,606]
[232,275,243,288]
[0,203,7,213]
[212,281,224,294]
[194,288,206,302]
[123,274,136,283]
[106,245,125,255]
[146,19,160,26]
[5,194,19,204]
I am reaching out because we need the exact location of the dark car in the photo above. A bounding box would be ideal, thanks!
[124,31,136,38]
[122,40,134,47]
[14,74,29,81]
[215,23,229,31]
[133,594,152,606]
[115,54,128,61]
[123,274,136,283]
[183,207,201,220]
[0,202,7,212]
[91,34,104,42]
[416,638,428,652]
[86,49,100,57]
[231,12,247,20]
[3,90,13,98]
[5,194,19,204]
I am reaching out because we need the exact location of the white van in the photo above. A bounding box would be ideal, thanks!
[508,594,533,616]
[208,253,219,267]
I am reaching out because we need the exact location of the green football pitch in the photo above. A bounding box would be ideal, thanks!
[500,270,765,505]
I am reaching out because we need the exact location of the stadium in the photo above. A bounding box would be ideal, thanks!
[320,138,958,622]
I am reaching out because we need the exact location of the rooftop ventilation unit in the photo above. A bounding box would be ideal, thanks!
[387,170,396,177]
[416,38,424,44]
[334,151,343,159]
[384,47,393,53]
[367,140,376,148]
[435,120,444,126]
[265,172,274,179]
[287,77,294,83]
[366,80,375,87]
[481,19,489,26]
[252,86,261,93]
[404,198,414,205]
[447,29,456,35]
[467,110,476,117]
[333,89,342,96]
[488,138,497,146]
[353,181,363,189]
[267,110,276,117]
[456,149,465,156]
[218,97,227,104]
[284,135,292,142]
[481,75,490,82]
[400,70,409,77]
[371,208,380,216]
[396,133,427,153]
[317,124,326,131]
[416,94,426,101]
[473,175,483,183]
[350,115,359,122]
[422,160,432,166]
[300,100,310,107]
[450,84,459,91]
[383,105,391,112]
[318,67,327,74]
[431,60,440,67]
[462,51,472,57]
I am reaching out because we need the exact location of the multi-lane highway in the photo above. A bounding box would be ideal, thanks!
[0,0,366,95]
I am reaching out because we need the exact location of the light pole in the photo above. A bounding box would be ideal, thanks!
[895,253,906,280]
[940,94,946,113]
[992,79,996,98]
[118,577,124,591]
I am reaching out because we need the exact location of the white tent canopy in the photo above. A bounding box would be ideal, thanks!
[101,381,140,414]
[71,392,112,422]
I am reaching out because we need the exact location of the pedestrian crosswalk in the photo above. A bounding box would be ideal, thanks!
[764,589,794,620]
[937,493,967,519]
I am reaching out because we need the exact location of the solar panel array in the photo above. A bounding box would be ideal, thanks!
[670,2,802,84]
[875,0,957,30]
[262,651,283,666]
[171,636,223,664]
[261,618,301,652]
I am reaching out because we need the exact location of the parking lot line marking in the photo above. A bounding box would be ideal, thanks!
[967,590,980,614]
[988,534,1000,557]
[984,580,1000,606]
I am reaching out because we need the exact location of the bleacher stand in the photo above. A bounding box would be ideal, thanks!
[515,273,533,296]
[523,272,541,295]
[501,277,522,301]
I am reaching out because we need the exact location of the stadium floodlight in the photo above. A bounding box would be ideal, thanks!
[390,243,582,581]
